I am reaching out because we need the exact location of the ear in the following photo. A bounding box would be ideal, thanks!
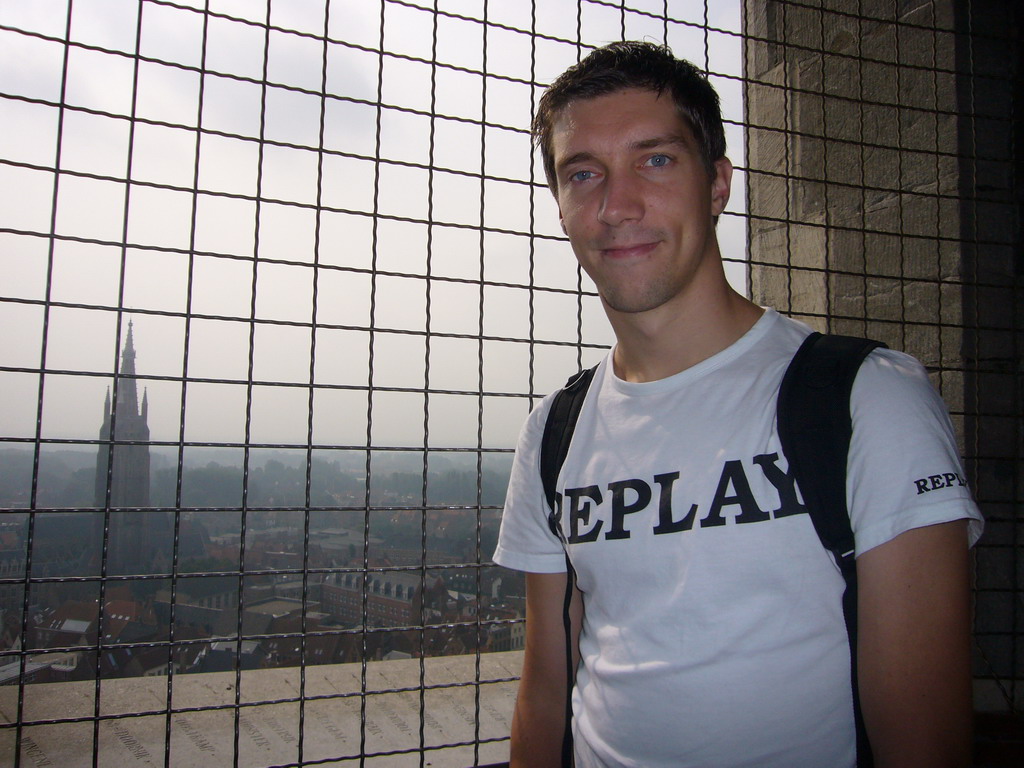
[710,156,733,217]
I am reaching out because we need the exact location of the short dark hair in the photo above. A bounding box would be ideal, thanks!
[533,41,726,195]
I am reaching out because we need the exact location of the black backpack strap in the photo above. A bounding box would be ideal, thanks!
[539,365,597,768]
[777,331,885,768]
[541,366,599,531]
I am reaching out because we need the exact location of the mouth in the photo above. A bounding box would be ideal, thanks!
[599,241,659,259]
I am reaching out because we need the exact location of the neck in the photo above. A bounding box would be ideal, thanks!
[607,272,764,383]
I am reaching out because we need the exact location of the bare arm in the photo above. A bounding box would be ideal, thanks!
[857,519,973,768]
[510,571,583,768]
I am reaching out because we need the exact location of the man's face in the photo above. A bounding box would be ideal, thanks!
[550,88,731,317]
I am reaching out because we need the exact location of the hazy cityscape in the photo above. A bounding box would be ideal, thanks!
[0,443,523,684]
[0,327,523,687]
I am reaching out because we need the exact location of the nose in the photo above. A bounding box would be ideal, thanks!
[598,172,644,227]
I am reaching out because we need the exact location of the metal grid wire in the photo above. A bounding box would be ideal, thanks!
[0,0,1019,766]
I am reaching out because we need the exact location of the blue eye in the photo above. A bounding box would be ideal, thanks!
[570,169,594,182]
[647,154,670,167]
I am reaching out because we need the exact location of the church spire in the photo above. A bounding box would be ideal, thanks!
[116,319,140,419]
[122,319,136,373]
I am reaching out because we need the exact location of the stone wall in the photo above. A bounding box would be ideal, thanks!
[743,0,1022,711]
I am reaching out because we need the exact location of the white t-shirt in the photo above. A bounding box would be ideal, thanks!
[494,309,983,768]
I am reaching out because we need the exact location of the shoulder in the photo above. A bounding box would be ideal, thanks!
[495,369,604,574]
[852,347,950,423]
[846,347,983,553]
[848,347,962,481]
[859,346,931,382]
[850,345,960,464]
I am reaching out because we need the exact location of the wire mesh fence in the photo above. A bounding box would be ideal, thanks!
[0,0,1018,766]
[0,1,742,765]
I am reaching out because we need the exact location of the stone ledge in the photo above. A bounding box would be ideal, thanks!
[0,651,521,767]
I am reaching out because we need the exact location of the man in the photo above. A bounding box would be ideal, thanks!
[493,42,983,768]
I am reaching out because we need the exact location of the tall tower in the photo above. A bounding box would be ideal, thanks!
[94,320,155,575]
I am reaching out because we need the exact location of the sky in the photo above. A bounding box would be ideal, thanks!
[0,0,745,454]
